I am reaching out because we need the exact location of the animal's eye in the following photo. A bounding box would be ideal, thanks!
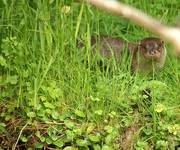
[154,43,158,49]
[145,44,150,50]
[157,48,162,52]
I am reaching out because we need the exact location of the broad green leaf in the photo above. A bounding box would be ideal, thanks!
[53,139,64,148]
[6,75,18,85]
[102,145,113,150]
[104,126,114,134]
[0,123,6,133]
[105,134,113,144]
[49,88,61,99]
[93,144,101,150]
[76,139,88,147]
[64,120,75,129]
[136,141,148,149]
[0,55,7,67]
[66,130,75,140]
[34,142,43,149]
[39,96,47,102]
[86,124,95,134]
[46,137,53,144]
[51,110,59,119]
[40,136,45,142]
[94,110,103,116]
[73,128,82,135]
[35,131,41,138]
[63,146,74,150]
[168,124,180,135]
[44,102,55,109]
[51,134,59,141]
[108,111,117,118]
[35,130,45,142]
[45,109,52,114]
[27,112,36,118]
[37,109,45,117]
[156,140,168,149]
[49,80,56,88]
[74,110,85,118]
[88,134,100,142]
[5,115,11,121]
[47,127,57,137]
[143,127,152,136]
[21,136,28,142]
[90,96,101,102]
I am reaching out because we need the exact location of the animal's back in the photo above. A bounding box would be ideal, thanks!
[91,36,132,61]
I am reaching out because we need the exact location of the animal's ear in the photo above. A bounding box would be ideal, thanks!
[137,42,142,48]
[161,40,164,44]
[135,42,143,53]
[138,41,146,50]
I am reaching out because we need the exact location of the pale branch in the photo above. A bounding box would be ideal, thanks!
[84,0,180,54]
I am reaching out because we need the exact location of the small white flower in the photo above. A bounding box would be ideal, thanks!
[61,5,71,14]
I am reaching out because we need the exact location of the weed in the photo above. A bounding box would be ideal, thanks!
[0,0,180,149]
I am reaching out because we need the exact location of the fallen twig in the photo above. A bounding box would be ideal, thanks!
[84,0,180,55]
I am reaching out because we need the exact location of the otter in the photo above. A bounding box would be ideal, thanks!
[89,35,166,74]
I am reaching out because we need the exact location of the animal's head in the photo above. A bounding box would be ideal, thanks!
[138,37,165,61]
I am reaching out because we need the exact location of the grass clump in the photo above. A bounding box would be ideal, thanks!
[0,0,180,149]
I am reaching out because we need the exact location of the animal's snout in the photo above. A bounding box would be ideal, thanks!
[149,49,156,55]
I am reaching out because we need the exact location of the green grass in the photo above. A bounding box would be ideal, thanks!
[0,0,180,149]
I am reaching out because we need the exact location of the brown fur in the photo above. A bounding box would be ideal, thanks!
[90,36,166,74]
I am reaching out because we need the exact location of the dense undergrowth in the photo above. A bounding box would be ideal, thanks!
[0,0,180,149]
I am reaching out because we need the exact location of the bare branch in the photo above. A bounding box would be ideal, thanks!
[84,0,180,54]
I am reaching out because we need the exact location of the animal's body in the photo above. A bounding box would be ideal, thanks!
[90,36,166,74]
